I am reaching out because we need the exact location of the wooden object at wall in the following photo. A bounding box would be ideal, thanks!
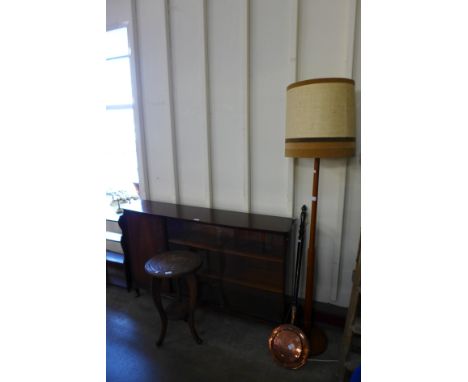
[339,238,361,381]
[106,215,128,289]
[118,209,168,293]
[118,200,294,323]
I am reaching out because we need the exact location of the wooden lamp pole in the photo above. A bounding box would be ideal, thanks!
[304,157,327,355]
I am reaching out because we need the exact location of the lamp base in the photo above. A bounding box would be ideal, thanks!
[308,326,327,356]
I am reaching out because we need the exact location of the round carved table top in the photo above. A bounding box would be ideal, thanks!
[144,251,202,278]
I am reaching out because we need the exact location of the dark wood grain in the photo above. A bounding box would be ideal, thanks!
[118,201,294,323]
[145,251,203,346]
[119,210,168,291]
[186,273,203,344]
[150,277,167,347]
[145,251,202,279]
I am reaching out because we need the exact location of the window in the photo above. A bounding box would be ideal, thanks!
[105,26,140,200]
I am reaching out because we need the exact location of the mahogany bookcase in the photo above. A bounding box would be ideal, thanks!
[118,200,295,323]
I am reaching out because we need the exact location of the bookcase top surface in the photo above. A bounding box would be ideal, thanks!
[122,200,294,234]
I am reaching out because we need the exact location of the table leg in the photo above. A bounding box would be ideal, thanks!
[186,273,203,344]
[176,277,183,303]
[151,277,167,347]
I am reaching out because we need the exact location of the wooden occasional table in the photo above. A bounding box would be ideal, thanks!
[144,251,203,346]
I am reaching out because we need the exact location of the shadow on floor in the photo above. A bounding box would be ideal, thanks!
[107,285,343,382]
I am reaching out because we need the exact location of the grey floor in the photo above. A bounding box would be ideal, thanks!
[107,285,344,382]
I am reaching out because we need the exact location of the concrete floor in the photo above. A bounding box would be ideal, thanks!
[107,285,344,382]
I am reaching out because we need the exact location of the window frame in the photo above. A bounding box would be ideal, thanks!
[106,22,148,200]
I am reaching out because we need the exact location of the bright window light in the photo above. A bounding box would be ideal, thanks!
[105,26,139,199]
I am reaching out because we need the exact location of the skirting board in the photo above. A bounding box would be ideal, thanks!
[284,296,348,328]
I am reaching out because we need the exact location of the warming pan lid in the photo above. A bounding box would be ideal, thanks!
[268,324,310,369]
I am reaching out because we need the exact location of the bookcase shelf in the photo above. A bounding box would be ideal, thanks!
[198,272,283,294]
[167,237,284,264]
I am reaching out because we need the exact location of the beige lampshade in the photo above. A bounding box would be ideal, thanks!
[285,78,356,158]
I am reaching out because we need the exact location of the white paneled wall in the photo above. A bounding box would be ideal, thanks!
[208,0,249,212]
[107,0,361,307]
[250,0,292,217]
[134,0,179,203]
[169,0,212,207]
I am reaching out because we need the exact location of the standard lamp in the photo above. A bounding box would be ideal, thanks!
[285,78,356,355]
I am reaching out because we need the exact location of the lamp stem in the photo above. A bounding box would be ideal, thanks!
[304,157,327,355]
[304,157,319,334]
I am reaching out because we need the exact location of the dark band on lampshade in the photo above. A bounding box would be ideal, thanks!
[287,78,355,91]
[285,137,355,143]
[285,139,355,158]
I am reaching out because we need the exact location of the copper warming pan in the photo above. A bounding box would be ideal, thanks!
[268,206,309,369]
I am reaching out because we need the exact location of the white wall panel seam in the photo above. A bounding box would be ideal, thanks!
[346,0,357,78]
[241,0,251,213]
[163,0,180,203]
[287,0,299,218]
[128,0,150,200]
[202,0,213,208]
